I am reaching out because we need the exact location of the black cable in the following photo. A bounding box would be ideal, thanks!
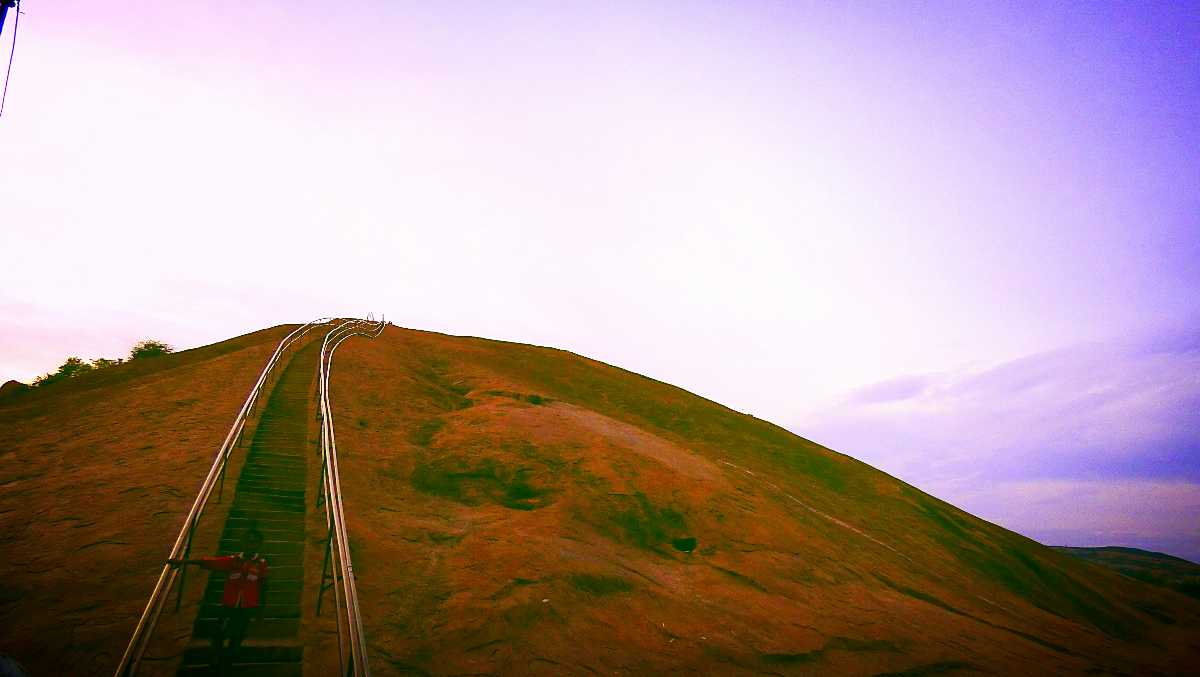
[1,0,21,118]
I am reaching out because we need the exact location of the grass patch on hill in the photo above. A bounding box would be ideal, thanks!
[590,491,690,552]
[409,418,445,447]
[410,457,554,510]
[569,573,633,596]
[484,390,551,405]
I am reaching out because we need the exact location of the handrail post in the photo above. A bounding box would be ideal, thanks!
[216,452,228,503]
[174,515,199,612]
[316,526,334,615]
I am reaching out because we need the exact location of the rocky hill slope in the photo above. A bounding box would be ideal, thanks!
[325,327,1200,675]
[2,324,1198,675]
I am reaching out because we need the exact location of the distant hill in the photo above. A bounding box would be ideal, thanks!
[0,379,29,399]
[2,324,1199,675]
[1053,546,1200,600]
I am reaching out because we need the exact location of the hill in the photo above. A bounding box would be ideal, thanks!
[2,324,1199,675]
[1053,546,1200,600]
[325,327,1200,674]
[0,380,29,399]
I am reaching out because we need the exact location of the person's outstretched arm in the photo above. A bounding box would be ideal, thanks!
[168,555,235,570]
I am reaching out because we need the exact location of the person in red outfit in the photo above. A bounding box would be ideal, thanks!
[169,526,269,673]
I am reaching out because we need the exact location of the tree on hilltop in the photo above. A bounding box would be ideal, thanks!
[90,357,123,370]
[29,338,172,389]
[33,357,94,387]
[129,339,173,360]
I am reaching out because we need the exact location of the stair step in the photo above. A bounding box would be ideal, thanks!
[207,579,303,595]
[234,492,307,506]
[206,565,302,582]
[219,528,305,542]
[244,453,307,463]
[225,515,305,529]
[178,661,301,676]
[237,485,307,498]
[234,489,305,502]
[238,474,308,486]
[241,460,308,470]
[181,644,303,665]
[229,502,305,515]
[205,587,301,606]
[217,540,304,556]
[200,602,300,619]
[221,525,305,541]
[246,452,307,463]
[192,618,299,639]
[238,472,308,485]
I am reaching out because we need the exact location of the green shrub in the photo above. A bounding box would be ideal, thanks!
[33,357,94,387]
[129,339,173,360]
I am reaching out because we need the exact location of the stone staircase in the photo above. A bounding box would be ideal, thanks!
[177,340,320,676]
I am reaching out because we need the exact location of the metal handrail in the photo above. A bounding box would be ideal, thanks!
[114,318,333,677]
[316,317,385,677]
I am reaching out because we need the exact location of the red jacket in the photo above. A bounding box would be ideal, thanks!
[200,553,269,608]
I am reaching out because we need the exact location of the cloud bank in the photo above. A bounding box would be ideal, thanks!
[796,328,1200,561]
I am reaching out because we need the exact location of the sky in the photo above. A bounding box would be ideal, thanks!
[1,2,1197,559]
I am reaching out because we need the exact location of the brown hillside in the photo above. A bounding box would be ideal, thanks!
[0,325,296,674]
[1,323,1199,676]
[327,327,1200,675]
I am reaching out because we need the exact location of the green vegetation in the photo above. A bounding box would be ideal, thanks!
[33,357,97,387]
[483,390,550,405]
[410,457,554,511]
[503,469,548,509]
[606,492,687,551]
[409,418,445,447]
[427,531,462,545]
[128,339,173,360]
[671,537,697,553]
[29,338,173,388]
[413,357,472,410]
[568,573,633,596]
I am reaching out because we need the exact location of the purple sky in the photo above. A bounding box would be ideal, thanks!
[1,2,1197,559]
